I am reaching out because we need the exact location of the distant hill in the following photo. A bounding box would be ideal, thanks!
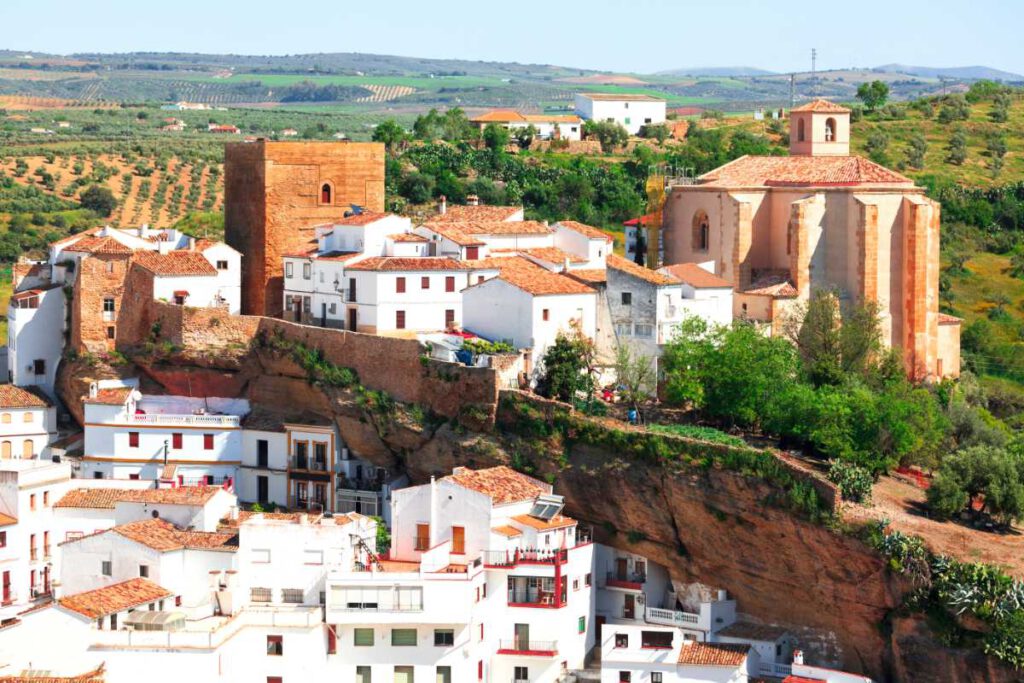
[656,66,777,77]
[875,63,1024,82]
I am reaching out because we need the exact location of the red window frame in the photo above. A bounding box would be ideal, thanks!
[172,433,183,449]
[203,434,214,450]
[445,276,455,292]
[129,432,139,448]
[396,310,406,329]
[421,276,430,290]
[396,277,406,294]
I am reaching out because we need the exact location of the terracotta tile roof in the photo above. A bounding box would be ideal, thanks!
[63,236,133,255]
[54,486,220,510]
[109,518,237,552]
[133,250,217,276]
[511,514,576,531]
[345,257,473,272]
[580,93,664,102]
[388,233,429,242]
[0,512,17,526]
[489,257,595,296]
[556,220,614,243]
[241,406,334,432]
[567,269,607,285]
[192,238,220,252]
[783,677,827,683]
[82,387,133,405]
[744,274,799,298]
[0,384,52,409]
[59,578,172,619]
[443,465,548,505]
[425,219,550,238]
[676,642,749,667]
[716,620,789,641]
[0,664,106,683]
[491,525,523,538]
[49,227,102,248]
[791,98,850,113]
[660,263,732,289]
[523,114,583,124]
[11,284,61,301]
[472,109,527,123]
[335,211,390,226]
[607,254,678,286]
[699,155,912,188]
[431,205,523,223]
[939,313,963,325]
[418,223,486,247]
[519,247,587,265]
[218,510,325,530]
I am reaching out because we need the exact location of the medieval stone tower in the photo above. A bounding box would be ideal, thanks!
[224,140,386,316]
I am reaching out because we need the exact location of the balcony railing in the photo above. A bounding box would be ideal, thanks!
[605,572,645,590]
[757,663,793,678]
[497,639,558,656]
[127,413,240,427]
[507,590,562,608]
[483,548,569,568]
[645,605,700,627]
[289,456,328,472]
[337,477,384,492]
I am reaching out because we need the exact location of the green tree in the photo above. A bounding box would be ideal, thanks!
[856,80,890,111]
[927,445,1024,526]
[482,123,511,151]
[865,130,890,165]
[584,120,629,153]
[638,123,671,145]
[79,185,117,216]
[785,290,882,386]
[613,343,656,411]
[513,124,539,149]
[946,128,968,166]
[398,172,435,204]
[536,323,598,404]
[371,119,409,153]
[904,132,928,169]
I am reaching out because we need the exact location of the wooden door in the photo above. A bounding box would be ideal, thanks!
[452,526,465,554]
[624,594,635,619]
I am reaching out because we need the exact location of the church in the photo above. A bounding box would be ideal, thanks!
[662,99,960,380]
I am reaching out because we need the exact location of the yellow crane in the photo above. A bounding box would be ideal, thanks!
[643,172,667,269]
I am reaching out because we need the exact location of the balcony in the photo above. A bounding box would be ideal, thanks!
[497,639,558,657]
[758,663,793,678]
[645,606,700,628]
[605,571,645,591]
[127,413,240,427]
[289,455,328,472]
[483,548,569,568]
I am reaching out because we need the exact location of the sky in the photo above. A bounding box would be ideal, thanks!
[3,0,1023,76]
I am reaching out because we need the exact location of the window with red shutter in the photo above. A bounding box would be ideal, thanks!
[396,311,406,329]
[129,432,139,448]
[466,247,479,260]
[445,310,455,328]
[172,433,182,449]
[421,276,430,290]
[203,434,214,450]
[396,277,406,293]
[445,276,455,292]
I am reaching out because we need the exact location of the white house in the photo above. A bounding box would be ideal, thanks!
[0,384,57,460]
[471,110,584,141]
[600,624,754,683]
[6,282,65,398]
[574,93,667,136]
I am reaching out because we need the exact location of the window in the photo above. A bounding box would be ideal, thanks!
[282,588,303,604]
[465,246,479,260]
[172,433,182,449]
[644,117,652,124]
[573,578,580,591]
[445,309,455,328]
[396,310,406,330]
[357,666,372,683]
[619,673,631,683]
[106,326,115,340]
[321,183,332,204]
[304,549,324,565]
[0,414,7,425]
[303,263,311,280]
[825,117,836,142]
[0,532,5,548]
[23,412,34,423]
[392,628,417,646]
[445,276,455,292]
[615,633,629,648]
[634,324,653,339]
[585,572,592,586]
[22,440,34,459]
[641,631,673,649]
[797,117,806,142]
[478,661,483,681]
[102,298,115,318]
[692,210,710,252]
[348,278,357,302]
[542,309,550,321]
[29,494,36,510]
[436,666,451,683]
[268,678,282,683]
[216,260,229,270]
[415,523,430,550]
[421,276,430,290]
[203,434,214,450]
[578,616,586,633]
[621,292,632,306]
[257,440,268,468]
[266,635,283,656]
[32,359,45,376]
[394,666,414,683]
[101,561,112,577]
[514,667,528,683]
[251,587,272,603]
[396,277,406,293]
[139,564,149,578]
[615,322,632,337]
[434,629,455,646]
[651,674,662,683]
[286,262,294,278]
[478,623,484,641]
[354,628,375,646]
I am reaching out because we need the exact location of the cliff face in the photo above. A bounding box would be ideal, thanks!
[55,349,1023,683]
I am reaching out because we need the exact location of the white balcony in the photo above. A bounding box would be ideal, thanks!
[126,413,240,427]
[645,606,702,628]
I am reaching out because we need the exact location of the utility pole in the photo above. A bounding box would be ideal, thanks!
[811,48,817,96]
[789,74,796,109]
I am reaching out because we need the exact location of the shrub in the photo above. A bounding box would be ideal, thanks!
[827,460,873,503]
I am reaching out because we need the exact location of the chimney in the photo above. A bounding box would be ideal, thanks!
[466,194,480,206]
[793,650,804,665]
[88,382,98,399]
[140,223,150,238]
[437,195,447,215]
[717,589,727,601]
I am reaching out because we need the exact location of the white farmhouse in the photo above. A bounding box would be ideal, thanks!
[0,384,57,460]
[471,110,584,141]
[574,93,667,136]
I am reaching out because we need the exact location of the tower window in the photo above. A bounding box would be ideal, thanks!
[797,118,806,142]
[321,183,332,205]
[692,211,710,252]
[825,117,836,142]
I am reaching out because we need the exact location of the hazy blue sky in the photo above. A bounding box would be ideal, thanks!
[3,0,1022,75]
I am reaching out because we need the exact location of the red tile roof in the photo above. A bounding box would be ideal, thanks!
[345,257,473,272]
[511,514,576,531]
[660,263,732,289]
[59,578,173,619]
[425,219,550,237]
[0,664,106,683]
[676,642,749,667]
[523,114,582,124]
[472,109,528,123]
[519,247,587,265]
[432,205,523,223]
[443,466,548,505]
[939,313,963,325]
[55,486,220,510]
[388,233,429,242]
[699,155,912,188]
[744,275,798,298]
[107,518,237,552]
[63,236,133,255]
[489,257,595,296]
[783,677,827,683]
[607,254,678,286]
[556,220,614,243]
[49,227,102,248]
[419,223,487,247]
[580,93,664,102]
[133,250,217,276]
[0,384,52,409]
[791,98,850,113]
[491,525,523,538]
[567,269,607,285]
[335,211,390,226]
[82,387,133,405]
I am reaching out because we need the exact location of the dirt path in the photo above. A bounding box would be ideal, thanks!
[844,474,1024,577]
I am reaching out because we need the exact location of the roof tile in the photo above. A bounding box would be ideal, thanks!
[677,642,749,667]
[607,254,678,286]
[699,155,912,187]
[791,98,851,113]
[133,251,217,276]
[345,257,473,272]
[443,466,548,505]
[54,486,220,510]
[59,578,172,619]
[659,263,732,289]
[0,385,52,409]
[556,220,614,243]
